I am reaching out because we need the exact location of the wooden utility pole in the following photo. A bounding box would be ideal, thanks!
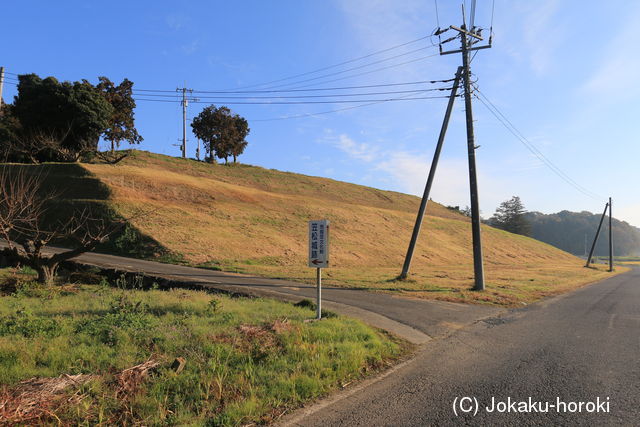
[400,67,463,280]
[0,67,5,108]
[609,197,613,272]
[440,7,492,291]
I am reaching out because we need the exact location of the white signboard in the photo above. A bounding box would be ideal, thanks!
[308,220,330,268]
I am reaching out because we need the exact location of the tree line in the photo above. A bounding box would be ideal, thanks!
[0,74,142,163]
[1,73,250,164]
[471,195,640,256]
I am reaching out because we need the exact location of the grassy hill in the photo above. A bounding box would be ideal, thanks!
[40,151,619,306]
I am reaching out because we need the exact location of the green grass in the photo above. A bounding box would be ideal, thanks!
[0,269,405,425]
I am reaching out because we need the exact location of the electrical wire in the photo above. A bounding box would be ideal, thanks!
[473,86,601,200]
[134,94,454,105]
[224,34,436,91]
[134,78,454,95]
[490,0,495,41]
[132,87,452,100]
[254,44,438,91]
[256,93,457,122]
[275,53,441,91]
[470,0,476,29]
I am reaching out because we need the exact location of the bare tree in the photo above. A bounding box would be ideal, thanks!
[4,125,98,164]
[0,165,126,284]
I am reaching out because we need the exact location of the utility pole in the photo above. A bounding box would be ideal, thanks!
[609,197,613,272]
[176,87,198,158]
[400,67,463,280]
[585,202,609,268]
[196,138,201,161]
[440,5,492,291]
[0,67,5,108]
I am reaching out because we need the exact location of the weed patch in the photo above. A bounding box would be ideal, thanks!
[0,272,404,425]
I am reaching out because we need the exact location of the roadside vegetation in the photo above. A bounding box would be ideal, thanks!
[0,267,405,425]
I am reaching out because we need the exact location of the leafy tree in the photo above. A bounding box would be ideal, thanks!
[96,77,143,152]
[191,105,250,164]
[489,196,531,236]
[0,104,24,160]
[7,74,114,162]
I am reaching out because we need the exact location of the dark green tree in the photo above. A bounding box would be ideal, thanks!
[489,196,531,236]
[0,104,24,161]
[10,74,113,161]
[191,105,250,164]
[96,77,143,152]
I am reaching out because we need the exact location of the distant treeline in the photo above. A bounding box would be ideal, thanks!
[524,210,640,257]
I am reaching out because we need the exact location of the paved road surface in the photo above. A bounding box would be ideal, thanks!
[4,246,501,344]
[285,267,639,426]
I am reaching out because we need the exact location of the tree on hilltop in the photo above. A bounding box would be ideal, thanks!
[489,196,531,236]
[12,74,113,161]
[96,77,143,152]
[191,105,250,164]
[1,73,142,162]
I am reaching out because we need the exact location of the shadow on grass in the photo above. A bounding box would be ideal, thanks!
[10,162,179,262]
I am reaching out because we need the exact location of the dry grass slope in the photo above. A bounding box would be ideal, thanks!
[82,151,621,306]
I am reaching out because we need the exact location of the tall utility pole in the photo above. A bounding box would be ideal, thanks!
[400,67,463,280]
[440,6,492,291]
[0,67,5,107]
[176,87,198,158]
[609,197,613,272]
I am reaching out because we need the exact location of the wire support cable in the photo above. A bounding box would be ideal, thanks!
[224,34,437,91]
[474,86,601,200]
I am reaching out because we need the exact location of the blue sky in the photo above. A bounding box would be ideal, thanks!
[2,1,639,226]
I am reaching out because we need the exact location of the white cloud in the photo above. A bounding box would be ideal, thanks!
[337,0,426,48]
[495,0,562,76]
[335,0,448,81]
[326,133,379,162]
[166,14,188,31]
[181,39,200,55]
[521,0,559,75]
[323,132,507,215]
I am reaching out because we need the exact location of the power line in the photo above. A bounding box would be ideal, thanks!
[134,78,454,95]
[473,86,601,199]
[279,53,441,91]
[254,90,459,122]
[255,44,438,90]
[225,34,436,91]
[132,87,452,100]
[134,94,454,105]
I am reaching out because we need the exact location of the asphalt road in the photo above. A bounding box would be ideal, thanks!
[286,267,640,426]
[0,245,501,343]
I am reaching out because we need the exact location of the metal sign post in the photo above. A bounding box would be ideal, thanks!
[309,220,329,319]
